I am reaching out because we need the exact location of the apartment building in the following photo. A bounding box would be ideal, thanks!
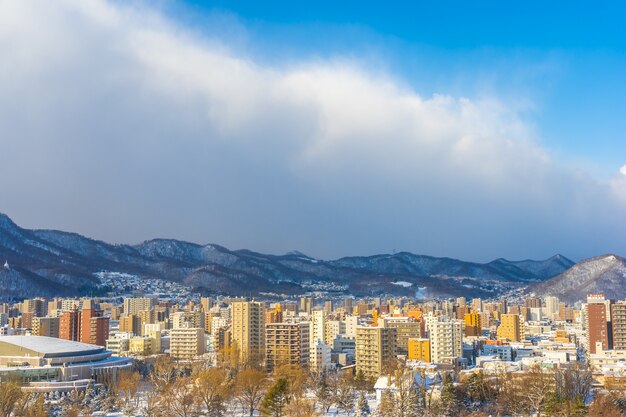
[355,326,397,379]
[265,322,309,372]
[170,327,205,360]
[429,319,463,364]
[232,301,265,362]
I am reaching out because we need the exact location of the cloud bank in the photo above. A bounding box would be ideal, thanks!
[0,0,625,261]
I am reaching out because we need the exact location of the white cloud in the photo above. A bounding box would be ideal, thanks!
[620,165,626,176]
[0,0,624,260]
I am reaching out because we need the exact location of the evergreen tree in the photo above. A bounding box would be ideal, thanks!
[260,378,289,417]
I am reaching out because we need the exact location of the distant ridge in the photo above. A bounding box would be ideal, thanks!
[0,212,574,300]
[530,254,626,303]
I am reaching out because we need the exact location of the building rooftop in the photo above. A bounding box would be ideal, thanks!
[0,336,104,358]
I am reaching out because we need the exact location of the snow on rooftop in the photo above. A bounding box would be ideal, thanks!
[0,335,104,356]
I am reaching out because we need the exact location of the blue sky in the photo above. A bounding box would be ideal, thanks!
[177,0,626,177]
[1,0,626,261]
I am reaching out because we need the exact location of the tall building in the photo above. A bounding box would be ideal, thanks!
[324,320,345,345]
[310,339,332,373]
[119,314,142,336]
[232,301,265,362]
[89,316,110,347]
[586,294,613,353]
[323,301,333,315]
[380,317,421,355]
[345,316,358,339]
[343,298,354,313]
[170,327,205,360]
[544,296,560,318]
[22,298,46,317]
[587,303,611,353]
[525,297,542,309]
[200,297,212,312]
[471,298,482,313]
[497,314,521,342]
[123,297,156,315]
[464,313,482,337]
[80,300,103,344]
[32,317,60,338]
[429,319,463,364]
[299,297,313,315]
[310,310,326,344]
[265,322,309,372]
[612,302,626,351]
[355,326,397,379]
[59,309,80,341]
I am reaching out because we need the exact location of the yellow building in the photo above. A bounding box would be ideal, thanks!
[407,338,430,362]
[464,312,482,336]
[232,301,265,362]
[129,337,153,356]
[497,314,521,342]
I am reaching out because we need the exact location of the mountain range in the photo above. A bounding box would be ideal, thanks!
[529,254,626,304]
[0,212,585,300]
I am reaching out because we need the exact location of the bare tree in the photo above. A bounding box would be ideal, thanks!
[0,381,23,417]
[162,377,200,417]
[194,367,231,417]
[235,368,268,416]
[522,364,556,416]
[335,374,356,416]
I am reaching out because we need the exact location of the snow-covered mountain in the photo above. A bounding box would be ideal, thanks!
[529,254,626,303]
[0,212,574,300]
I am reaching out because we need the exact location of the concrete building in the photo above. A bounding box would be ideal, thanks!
[32,317,60,338]
[169,327,205,360]
[407,338,430,362]
[265,322,309,372]
[106,336,130,355]
[310,339,332,372]
[123,297,156,316]
[429,319,463,364]
[119,314,142,336]
[59,309,80,342]
[355,326,397,379]
[497,314,522,342]
[325,320,345,345]
[299,297,313,314]
[464,313,482,337]
[310,310,326,344]
[588,303,611,353]
[0,336,131,392]
[231,301,265,362]
[380,317,422,355]
[612,302,626,351]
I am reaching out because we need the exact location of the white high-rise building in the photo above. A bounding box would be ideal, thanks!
[310,339,332,372]
[310,310,326,344]
[344,316,359,339]
[429,318,463,364]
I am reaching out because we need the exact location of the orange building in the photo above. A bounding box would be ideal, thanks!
[408,338,431,362]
